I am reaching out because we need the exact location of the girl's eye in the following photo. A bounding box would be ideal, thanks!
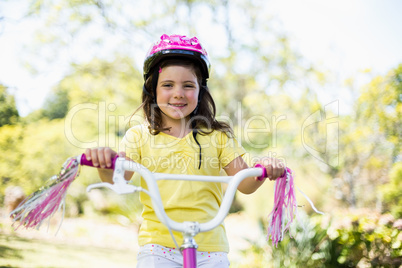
[185,84,195,88]
[162,84,173,88]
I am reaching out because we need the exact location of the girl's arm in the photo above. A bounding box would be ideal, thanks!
[84,148,133,183]
[223,156,285,194]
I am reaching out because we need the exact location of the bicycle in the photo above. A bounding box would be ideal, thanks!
[11,154,322,267]
[82,155,272,268]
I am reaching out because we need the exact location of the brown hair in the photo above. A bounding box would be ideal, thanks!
[132,58,233,137]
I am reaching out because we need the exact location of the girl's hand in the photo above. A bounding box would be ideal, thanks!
[255,157,285,181]
[84,147,125,169]
[225,156,285,194]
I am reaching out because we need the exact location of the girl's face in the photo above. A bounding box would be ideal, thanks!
[156,65,200,125]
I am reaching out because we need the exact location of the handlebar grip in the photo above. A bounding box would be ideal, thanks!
[254,164,288,181]
[254,164,267,181]
[79,154,119,169]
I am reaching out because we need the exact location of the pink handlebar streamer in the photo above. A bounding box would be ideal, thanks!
[10,157,81,233]
[9,154,118,233]
[267,167,297,247]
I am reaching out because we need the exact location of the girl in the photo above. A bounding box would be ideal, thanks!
[85,34,284,267]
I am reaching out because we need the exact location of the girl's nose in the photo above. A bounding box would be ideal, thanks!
[173,87,185,98]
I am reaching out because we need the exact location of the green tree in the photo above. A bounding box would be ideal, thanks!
[381,162,402,218]
[0,85,19,126]
[359,64,402,162]
[328,66,401,208]
[0,124,24,205]
[41,87,70,120]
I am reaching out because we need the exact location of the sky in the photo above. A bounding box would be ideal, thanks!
[270,0,402,74]
[1,0,402,116]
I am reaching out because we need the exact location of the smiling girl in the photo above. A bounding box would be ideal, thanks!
[85,34,284,267]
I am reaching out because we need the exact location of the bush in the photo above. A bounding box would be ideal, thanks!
[240,210,401,267]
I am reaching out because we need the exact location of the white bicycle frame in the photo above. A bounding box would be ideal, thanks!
[85,157,264,268]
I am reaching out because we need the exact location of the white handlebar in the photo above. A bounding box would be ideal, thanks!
[86,157,264,234]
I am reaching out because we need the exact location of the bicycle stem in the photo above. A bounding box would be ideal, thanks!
[181,222,199,268]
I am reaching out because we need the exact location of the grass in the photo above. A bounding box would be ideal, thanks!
[0,233,137,268]
[0,210,263,267]
[0,212,139,268]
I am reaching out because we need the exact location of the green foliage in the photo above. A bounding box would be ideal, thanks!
[241,211,402,267]
[358,65,402,161]
[23,87,70,122]
[0,85,19,126]
[0,124,24,205]
[0,119,79,193]
[326,66,402,208]
[326,212,401,267]
[381,162,402,218]
[42,87,70,119]
[0,56,143,215]
[268,212,331,267]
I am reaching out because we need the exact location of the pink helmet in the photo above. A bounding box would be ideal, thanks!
[143,34,210,81]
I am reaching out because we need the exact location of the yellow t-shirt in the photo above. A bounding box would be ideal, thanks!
[120,124,245,252]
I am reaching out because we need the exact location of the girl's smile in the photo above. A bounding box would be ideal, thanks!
[156,65,200,125]
[169,102,187,108]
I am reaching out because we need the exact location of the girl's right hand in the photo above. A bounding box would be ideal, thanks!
[84,147,125,169]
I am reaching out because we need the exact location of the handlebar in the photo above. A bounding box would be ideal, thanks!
[79,155,265,235]
[79,154,118,170]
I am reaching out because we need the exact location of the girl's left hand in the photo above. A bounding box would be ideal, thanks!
[255,157,285,181]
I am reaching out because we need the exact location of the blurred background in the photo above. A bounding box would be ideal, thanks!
[0,0,401,267]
